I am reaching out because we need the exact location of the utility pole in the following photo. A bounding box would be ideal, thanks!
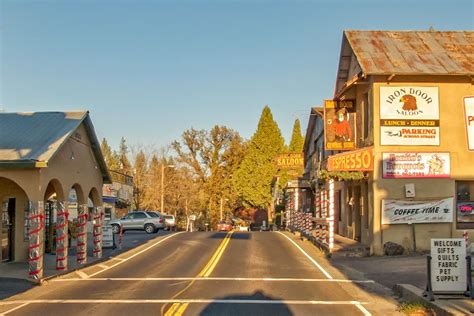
[220,197,229,221]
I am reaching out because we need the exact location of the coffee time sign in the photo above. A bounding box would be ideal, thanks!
[380,87,439,146]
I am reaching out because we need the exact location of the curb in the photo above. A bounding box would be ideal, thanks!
[394,284,472,316]
[37,232,174,285]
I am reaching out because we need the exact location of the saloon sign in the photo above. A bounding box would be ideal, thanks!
[275,153,304,169]
[382,152,450,178]
[380,87,439,146]
[327,147,374,171]
[381,197,454,224]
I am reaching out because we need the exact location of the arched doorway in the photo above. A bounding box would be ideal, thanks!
[0,177,30,262]
[43,179,65,254]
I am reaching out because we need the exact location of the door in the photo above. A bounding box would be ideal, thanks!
[131,212,147,229]
[1,198,15,262]
[353,186,362,241]
[120,213,134,229]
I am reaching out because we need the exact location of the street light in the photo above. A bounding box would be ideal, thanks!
[220,197,229,221]
[161,164,175,213]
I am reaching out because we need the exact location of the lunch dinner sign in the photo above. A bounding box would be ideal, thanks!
[380,86,439,146]
[382,197,454,224]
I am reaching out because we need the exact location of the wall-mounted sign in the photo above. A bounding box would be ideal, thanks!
[431,239,466,293]
[381,197,453,224]
[327,147,374,171]
[457,201,474,223]
[275,153,304,169]
[324,99,356,150]
[464,96,474,151]
[382,152,450,178]
[380,87,439,146]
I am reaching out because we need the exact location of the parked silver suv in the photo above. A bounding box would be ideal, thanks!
[110,211,165,234]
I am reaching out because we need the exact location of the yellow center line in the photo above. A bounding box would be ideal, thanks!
[163,231,233,316]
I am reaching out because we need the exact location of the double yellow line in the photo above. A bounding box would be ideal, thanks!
[163,231,234,316]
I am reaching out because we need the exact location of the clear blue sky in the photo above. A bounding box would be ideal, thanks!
[1,0,473,151]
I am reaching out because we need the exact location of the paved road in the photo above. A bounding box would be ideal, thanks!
[0,231,397,315]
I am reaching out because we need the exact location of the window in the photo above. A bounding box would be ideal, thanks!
[363,93,369,141]
[147,212,160,218]
[132,212,147,219]
[456,181,474,229]
[104,208,112,221]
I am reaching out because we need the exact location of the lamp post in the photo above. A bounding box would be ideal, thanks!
[220,197,229,221]
[161,164,175,213]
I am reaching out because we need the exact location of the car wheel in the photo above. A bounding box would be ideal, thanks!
[144,224,156,234]
[112,224,120,234]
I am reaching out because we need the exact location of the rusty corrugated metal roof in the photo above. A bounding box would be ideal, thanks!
[344,30,474,75]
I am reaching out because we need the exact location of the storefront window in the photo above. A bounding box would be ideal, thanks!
[456,181,474,229]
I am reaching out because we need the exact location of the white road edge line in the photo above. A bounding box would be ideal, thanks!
[1,302,30,315]
[0,299,369,305]
[88,232,184,278]
[354,301,372,316]
[276,231,333,279]
[51,277,375,283]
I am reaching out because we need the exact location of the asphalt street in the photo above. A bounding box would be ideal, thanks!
[0,231,399,315]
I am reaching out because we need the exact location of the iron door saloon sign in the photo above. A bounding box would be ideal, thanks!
[380,87,439,146]
[382,152,450,178]
[431,239,467,293]
[381,197,453,224]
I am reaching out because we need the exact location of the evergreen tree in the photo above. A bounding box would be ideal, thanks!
[100,137,120,170]
[288,118,304,152]
[233,106,285,208]
[118,137,132,174]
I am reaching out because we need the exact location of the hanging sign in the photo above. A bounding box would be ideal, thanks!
[382,152,450,178]
[275,153,304,168]
[464,96,474,151]
[324,99,356,150]
[431,239,467,293]
[102,225,114,248]
[380,87,439,146]
[381,197,454,224]
[327,147,374,171]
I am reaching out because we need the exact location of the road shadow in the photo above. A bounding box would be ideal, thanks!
[0,277,35,300]
[199,290,292,316]
[206,232,252,240]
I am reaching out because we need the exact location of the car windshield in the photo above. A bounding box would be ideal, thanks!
[146,212,160,218]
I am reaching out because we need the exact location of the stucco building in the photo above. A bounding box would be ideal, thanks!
[0,111,110,278]
[306,30,474,255]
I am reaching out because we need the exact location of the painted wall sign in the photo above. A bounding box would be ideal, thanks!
[324,99,356,150]
[457,201,474,223]
[464,96,474,151]
[380,87,439,146]
[381,197,453,224]
[275,153,304,168]
[327,147,374,171]
[382,152,450,178]
[431,239,466,293]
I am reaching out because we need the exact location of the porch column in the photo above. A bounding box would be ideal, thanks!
[28,201,44,280]
[55,201,69,271]
[93,206,103,258]
[76,204,88,264]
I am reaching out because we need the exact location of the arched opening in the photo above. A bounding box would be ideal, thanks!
[67,184,85,258]
[86,187,101,258]
[0,177,30,262]
[43,179,65,254]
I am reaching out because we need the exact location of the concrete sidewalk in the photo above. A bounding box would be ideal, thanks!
[0,231,171,299]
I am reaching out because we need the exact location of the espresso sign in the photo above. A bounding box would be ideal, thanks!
[275,153,304,169]
[381,197,453,224]
[431,239,466,293]
[382,152,450,178]
[327,147,374,171]
[380,87,439,146]
[464,96,474,151]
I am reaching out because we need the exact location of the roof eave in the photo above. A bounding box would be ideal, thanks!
[0,160,48,169]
